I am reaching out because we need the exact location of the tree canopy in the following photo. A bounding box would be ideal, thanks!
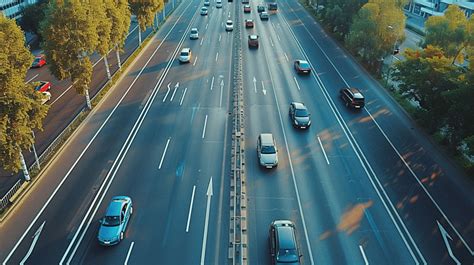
[0,15,48,172]
[129,0,164,31]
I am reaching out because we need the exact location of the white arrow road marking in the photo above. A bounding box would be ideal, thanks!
[359,245,369,265]
[124,242,135,265]
[253,77,257,93]
[186,185,197,232]
[437,221,461,265]
[163,83,171,102]
[202,115,208,139]
[159,138,171,169]
[200,177,213,265]
[170,82,179,101]
[26,74,39,84]
[293,76,301,91]
[180,88,188,106]
[219,80,224,108]
[261,81,267,95]
[210,76,214,90]
[20,221,46,265]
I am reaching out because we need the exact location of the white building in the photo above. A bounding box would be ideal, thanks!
[1,0,39,20]
[405,0,474,18]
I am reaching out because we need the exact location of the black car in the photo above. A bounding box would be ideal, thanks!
[257,5,265,13]
[269,220,301,265]
[340,88,365,109]
[289,102,311,129]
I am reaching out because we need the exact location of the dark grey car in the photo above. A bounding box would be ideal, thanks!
[289,102,311,129]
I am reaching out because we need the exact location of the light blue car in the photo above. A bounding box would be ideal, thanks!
[98,196,133,246]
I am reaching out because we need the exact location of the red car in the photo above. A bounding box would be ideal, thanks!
[294,60,311,74]
[248,35,259,48]
[31,55,46,68]
[245,19,254,28]
[34,81,51,92]
[244,4,251,13]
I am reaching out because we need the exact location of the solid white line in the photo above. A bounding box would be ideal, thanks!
[25,74,39,84]
[180,87,187,106]
[124,242,135,265]
[186,185,197,232]
[49,84,73,106]
[170,85,178,101]
[284,52,289,62]
[293,76,301,90]
[279,7,423,263]
[215,52,219,62]
[359,245,369,265]
[20,221,45,265]
[200,37,204,46]
[159,138,171,169]
[3,2,193,262]
[210,76,214,90]
[219,80,224,108]
[193,56,198,66]
[163,83,171,102]
[317,136,330,165]
[202,115,208,139]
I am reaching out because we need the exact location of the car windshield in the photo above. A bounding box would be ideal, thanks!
[353,92,364,99]
[261,145,276,154]
[33,58,41,63]
[191,30,198,34]
[277,249,299,263]
[295,109,308,117]
[227,21,232,25]
[300,62,310,68]
[181,52,189,56]
[103,215,120,226]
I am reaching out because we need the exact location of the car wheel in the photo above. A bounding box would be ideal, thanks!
[120,232,124,241]
[130,206,133,215]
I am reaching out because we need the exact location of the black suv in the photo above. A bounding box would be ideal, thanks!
[340,88,365,109]
[269,220,301,265]
[289,102,311,129]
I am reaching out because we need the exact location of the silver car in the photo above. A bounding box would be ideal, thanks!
[178,48,192,63]
[98,196,133,246]
[190,28,199,39]
[257,133,278,168]
[200,6,208,15]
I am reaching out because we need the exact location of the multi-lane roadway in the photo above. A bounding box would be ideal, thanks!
[0,0,473,264]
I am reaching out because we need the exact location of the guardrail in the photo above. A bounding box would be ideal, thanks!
[0,2,180,215]
[229,3,248,265]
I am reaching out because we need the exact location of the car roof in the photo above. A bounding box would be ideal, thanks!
[349,88,364,98]
[260,133,274,145]
[277,226,296,249]
[292,102,306,110]
[201,6,207,9]
[246,19,253,22]
[105,201,123,216]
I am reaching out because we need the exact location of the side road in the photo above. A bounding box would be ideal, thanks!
[0,2,176,200]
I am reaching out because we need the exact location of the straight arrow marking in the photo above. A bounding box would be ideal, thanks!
[437,220,461,265]
[253,77,257,93]
[20,221,46,265]
[200,177,213,265]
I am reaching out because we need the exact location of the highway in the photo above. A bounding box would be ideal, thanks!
[0,0,473,264]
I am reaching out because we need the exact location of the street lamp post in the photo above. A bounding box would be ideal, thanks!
[386,25,399,84]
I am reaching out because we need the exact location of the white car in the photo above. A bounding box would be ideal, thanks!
[200,7,208,15]
[39,91,51,105]
[225,20,233,31]
[216,0,223,8]
[190,28,199,39]
[204,0,210,6]
[178,48,192,63]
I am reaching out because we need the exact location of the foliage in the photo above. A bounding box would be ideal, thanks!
[393,46,473,146]
[0,15,48,172]
[345,0,405,70]
[129,0,164,31]
[90,0,112,57]
[108,0,132,52]
[318,0,367,39]
[424,5,474,64]
[18,0,48,39]
[40,0,98,96]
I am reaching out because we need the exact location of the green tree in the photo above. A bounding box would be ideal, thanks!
[18,0,48,40]
[319,0,367,39]
[106,0,131,71]
[346,0,405,72]
[0,15,48,178]
[424,5,473,64]
[129,0,164,44]
[92,0,113,80]
[41,0,99,109]
[392,46,458,132]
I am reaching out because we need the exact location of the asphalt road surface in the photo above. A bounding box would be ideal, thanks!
[0,0,473,264]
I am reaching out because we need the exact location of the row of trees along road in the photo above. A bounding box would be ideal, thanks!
[316,0,474,170]
[1,0,164,181]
